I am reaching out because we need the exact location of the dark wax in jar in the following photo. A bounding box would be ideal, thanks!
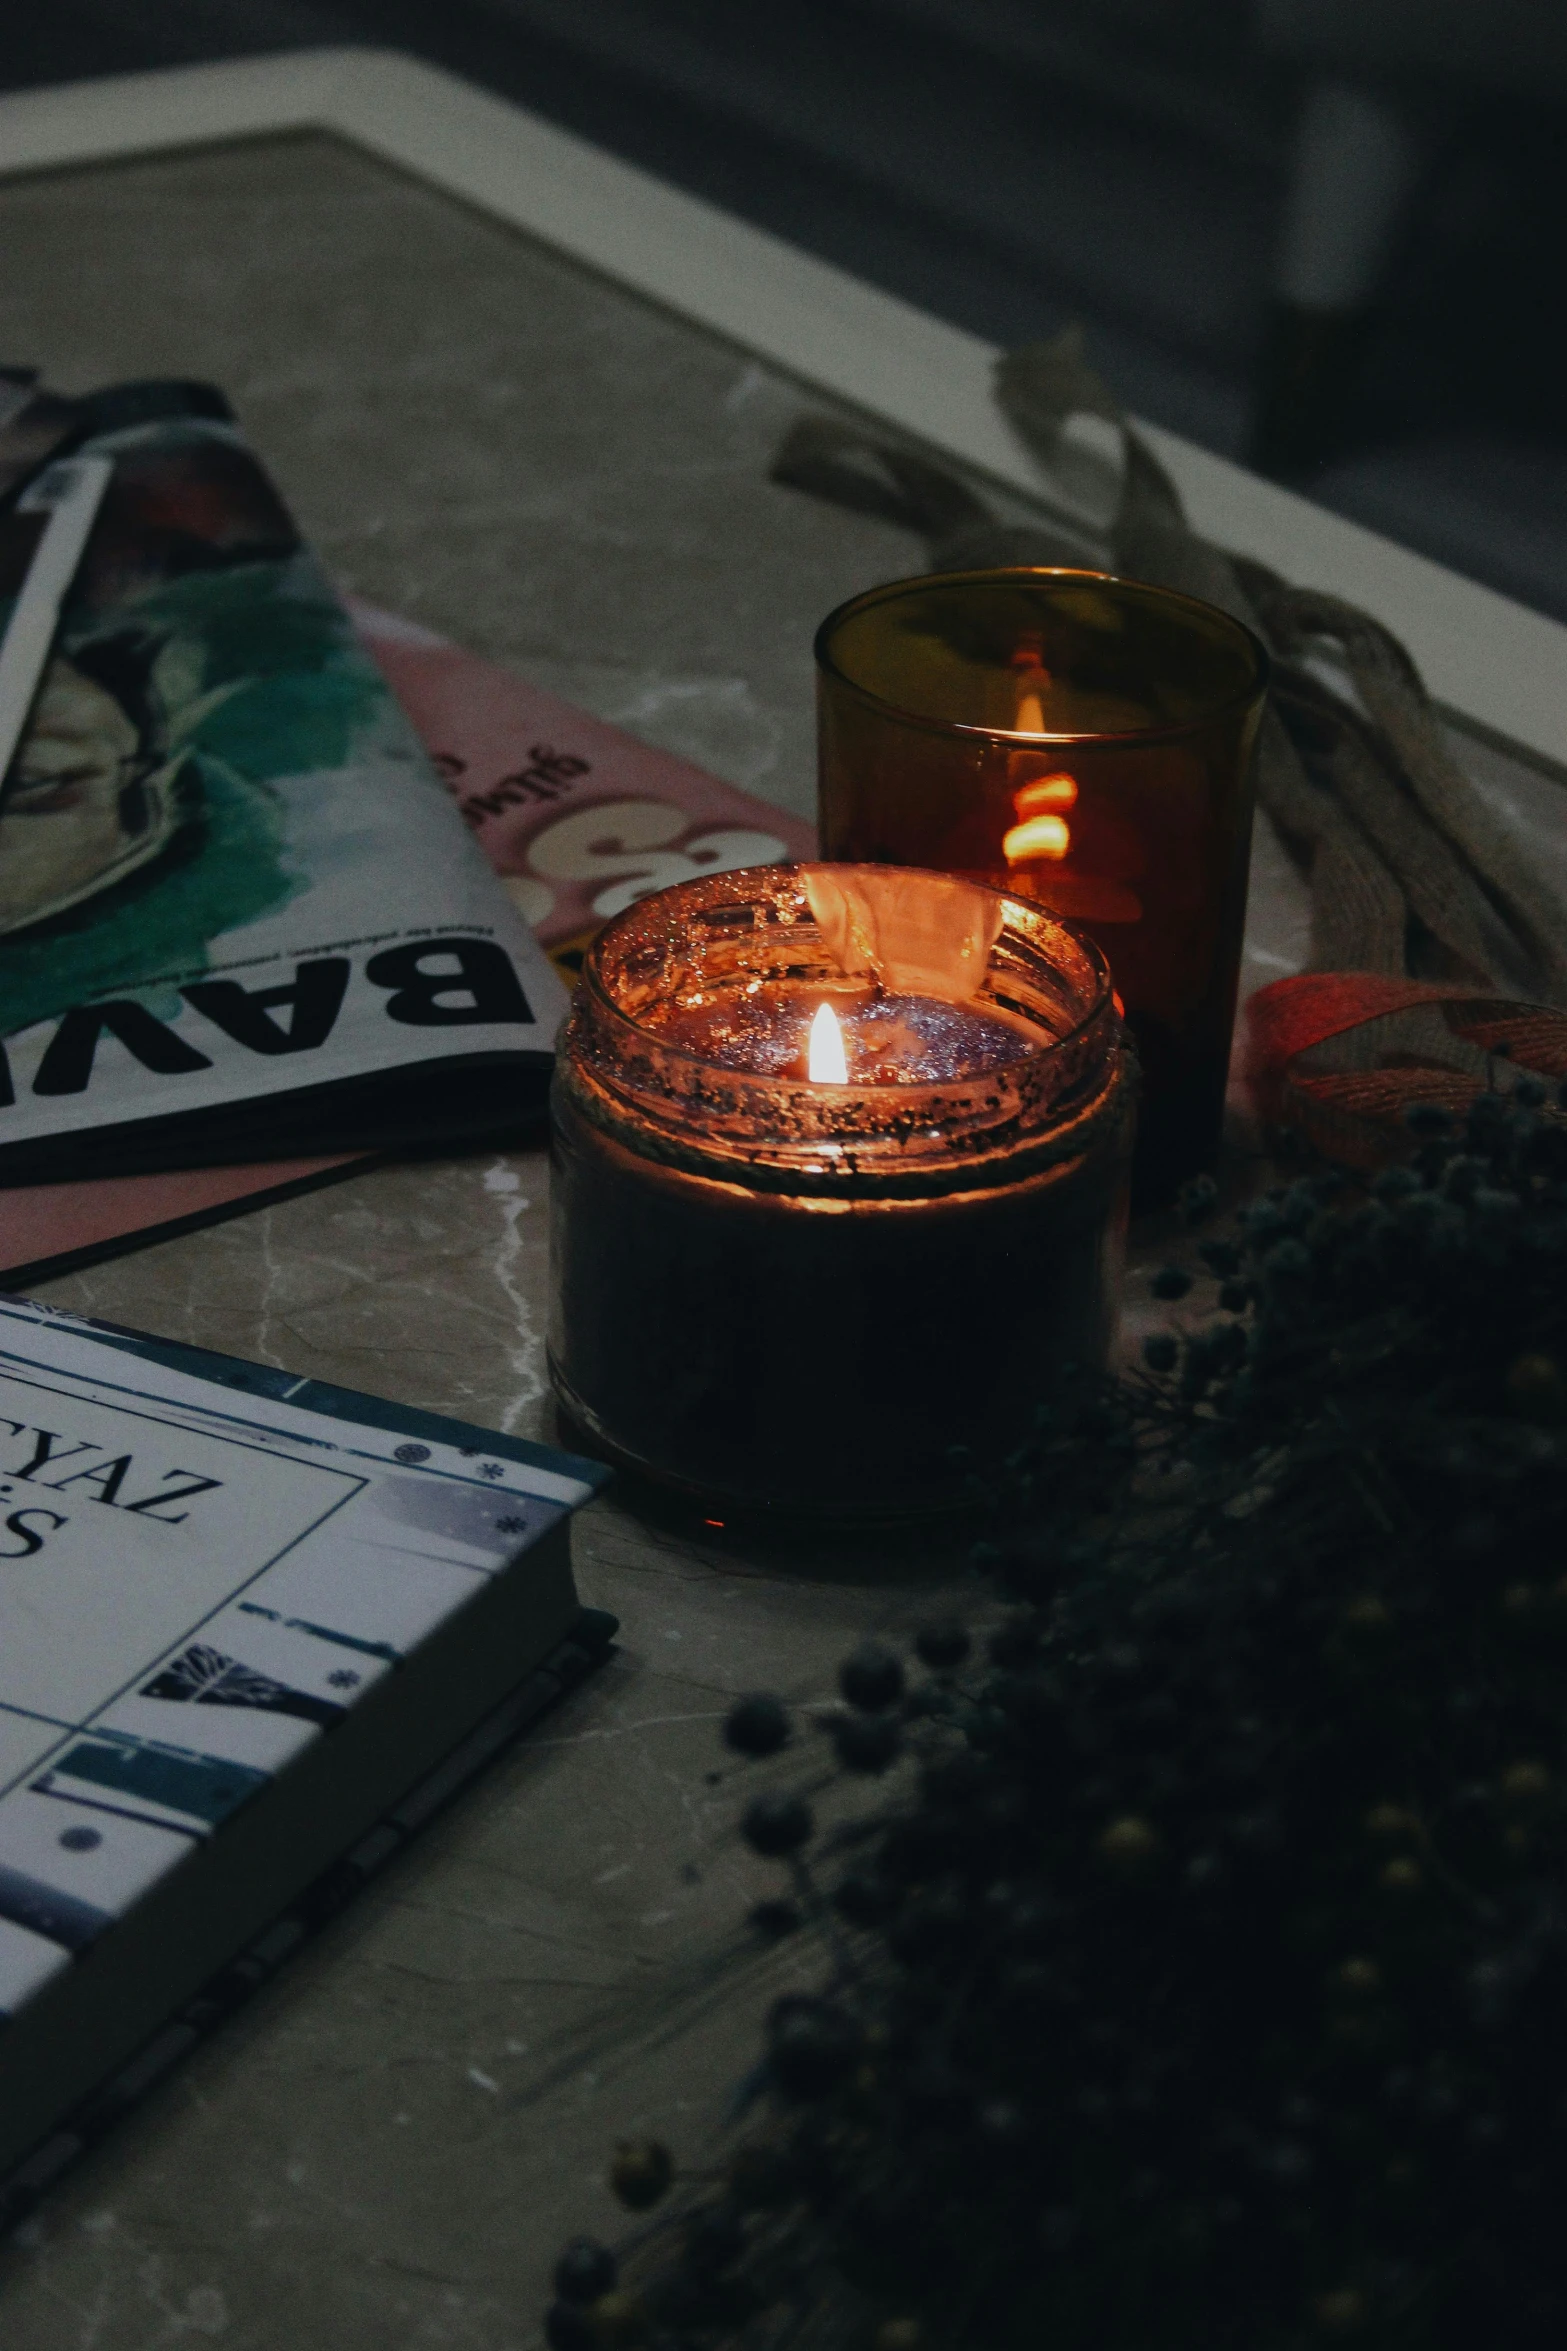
[548,865,1134,1521]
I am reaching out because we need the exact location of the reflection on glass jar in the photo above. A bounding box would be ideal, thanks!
[816,569,1268,1205]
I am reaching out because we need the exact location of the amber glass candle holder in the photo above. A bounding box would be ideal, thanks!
[817,568,1268,1203]
[548,863,1135,1521]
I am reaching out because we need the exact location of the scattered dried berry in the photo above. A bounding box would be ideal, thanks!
[839,1642,906,1713]
[609,2141,673,2212]
[741,1792,814,1857]
[722,1691,792,1756]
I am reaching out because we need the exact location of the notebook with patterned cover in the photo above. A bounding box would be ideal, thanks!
[0,1291,611,2198]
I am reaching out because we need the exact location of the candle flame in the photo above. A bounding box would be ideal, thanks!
[1003,769,1076,864]
[1013,772,1078,815]
[1010,644,1052,736]
[808,1001,849,1084]
[1003,812,1071,863]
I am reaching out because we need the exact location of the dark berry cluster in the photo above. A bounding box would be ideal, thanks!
[548,1088,1567,2349]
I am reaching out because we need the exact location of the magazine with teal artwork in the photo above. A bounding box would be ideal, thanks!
[0,1289,612,2208]
[0,381,567,1182]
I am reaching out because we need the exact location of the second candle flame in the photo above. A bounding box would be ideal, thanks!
[808,1001,849,1084]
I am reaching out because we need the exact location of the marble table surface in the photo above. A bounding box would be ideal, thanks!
[0,124,1554,2351]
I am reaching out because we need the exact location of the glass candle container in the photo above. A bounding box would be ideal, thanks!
[548,863,1134,1520]
[816,569,1268,1204]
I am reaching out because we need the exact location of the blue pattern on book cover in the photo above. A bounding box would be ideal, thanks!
[0,1294,605,2023]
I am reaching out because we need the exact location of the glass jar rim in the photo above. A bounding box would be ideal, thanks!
[579,861,1114,1082]
[563,864,1125,1191]
[814,565,1270,746]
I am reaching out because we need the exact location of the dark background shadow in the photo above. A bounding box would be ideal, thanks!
[7,1,1565,624]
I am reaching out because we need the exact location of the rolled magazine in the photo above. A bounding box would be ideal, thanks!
[0,381,566,1183]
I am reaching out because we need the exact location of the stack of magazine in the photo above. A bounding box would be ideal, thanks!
[0,369,812,1215]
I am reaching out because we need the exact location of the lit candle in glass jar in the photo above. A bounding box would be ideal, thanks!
[816,569,1269,1206]
[548,863,1135,1521]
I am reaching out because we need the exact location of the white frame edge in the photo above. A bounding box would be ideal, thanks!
[1,45,1562,770]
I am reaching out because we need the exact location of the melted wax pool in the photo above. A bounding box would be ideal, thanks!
[644,986,1038,1084]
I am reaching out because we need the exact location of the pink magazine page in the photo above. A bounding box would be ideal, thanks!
[0,1159,366,1288]
[348,600,816,973]
[2,605,817,1285]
